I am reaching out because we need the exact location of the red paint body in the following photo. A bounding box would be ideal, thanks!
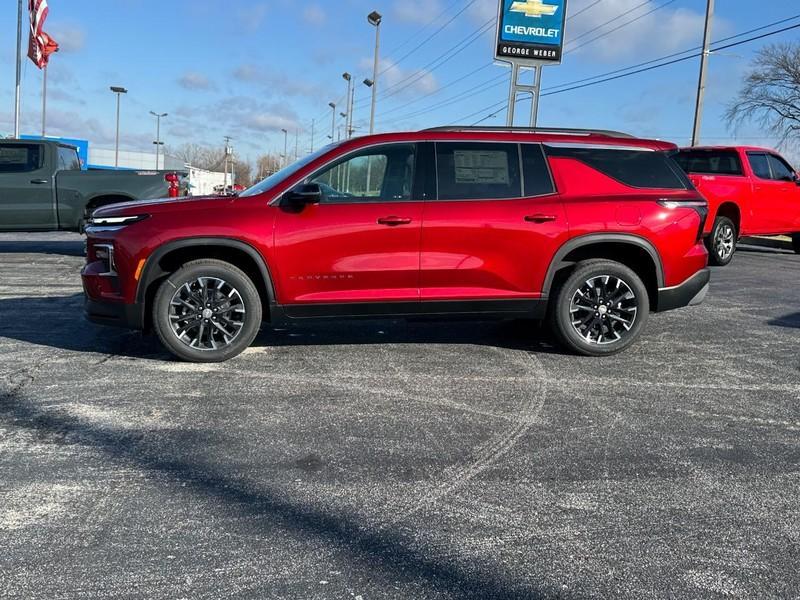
[679,146,800,237]
[82,130,709,322]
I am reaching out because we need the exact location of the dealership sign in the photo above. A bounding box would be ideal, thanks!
[495,0,567,64]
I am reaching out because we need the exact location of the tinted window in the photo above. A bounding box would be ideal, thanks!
[521,144,555,196]
[0,144,42,173]
[57,146,80,171]
[675,150,743,176]
[436,142,521,200]
[544,146,689,189]
[767,154,795,181]
[310,144,415,203]
[747,153,771,179]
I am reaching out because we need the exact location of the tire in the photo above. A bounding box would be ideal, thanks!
[705,216,737,266]
[792,234,800,255]
[549,260,649,357]
[152,259,262,362]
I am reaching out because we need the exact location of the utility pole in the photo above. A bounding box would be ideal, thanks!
[281,128,288,168]
[14,0,22,138]
[691,0,714,147]
[328,102,336,140]
[310,118,315,152]
[294,128,299,161]
[223,135,232,191]
[367,11,382,134]
[110,86,128,168]
[150,111,167,169]
[342,72,353,139]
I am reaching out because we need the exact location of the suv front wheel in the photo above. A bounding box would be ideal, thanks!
[706,216,737,266]
[550,260,650,356]
[152,259,263,362]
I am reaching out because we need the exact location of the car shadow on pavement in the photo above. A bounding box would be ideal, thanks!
[0,239,85,257]
[768,312,800,329]
[0,387,549,600]
[0,294,562,359]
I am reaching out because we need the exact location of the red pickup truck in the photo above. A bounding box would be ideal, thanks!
[676,146,800,265]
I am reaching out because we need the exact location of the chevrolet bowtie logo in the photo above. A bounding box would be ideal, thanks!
[509,0,558,18]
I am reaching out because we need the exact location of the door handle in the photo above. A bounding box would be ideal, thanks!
[524,214,557,223]
[377,216,412,226]
[30,179,49,184]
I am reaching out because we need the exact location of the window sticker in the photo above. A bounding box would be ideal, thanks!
[453,150,510,184]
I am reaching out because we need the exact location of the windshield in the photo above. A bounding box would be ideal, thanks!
[239,142,341,198]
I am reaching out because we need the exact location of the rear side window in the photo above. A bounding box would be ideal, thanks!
[545,145,690,189]
[675,150,743,176]
[747,153,771,180]
[436,142,521,200]
[521,144,555,196]
[767,154,795,181]
[0,144,43,173]
[57,146,81,171]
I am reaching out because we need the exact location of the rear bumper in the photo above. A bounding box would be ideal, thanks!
[84,297,144,330]
[656,268,710,312]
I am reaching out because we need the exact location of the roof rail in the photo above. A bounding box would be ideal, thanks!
[421,126,635,139]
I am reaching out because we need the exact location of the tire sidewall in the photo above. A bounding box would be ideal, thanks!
[708,216,736,266]
[153,261,262,362]
[553,261,649,357]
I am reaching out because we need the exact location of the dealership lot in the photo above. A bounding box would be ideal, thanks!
[0,232,798,599]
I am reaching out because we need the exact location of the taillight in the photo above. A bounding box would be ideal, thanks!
[657,197,708,241]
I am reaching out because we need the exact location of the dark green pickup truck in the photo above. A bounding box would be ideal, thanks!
[0,139,184,232]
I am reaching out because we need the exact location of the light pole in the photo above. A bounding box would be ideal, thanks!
[342,72,353,139]
[281,128,288,168]
[367,11,382,134]
[150,111,167,169]
[691,0,714,146]
[328,102,336,140]
[110,86,127,168]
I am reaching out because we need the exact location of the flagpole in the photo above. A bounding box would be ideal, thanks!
[41,66,47,137]
[14,0,23,138]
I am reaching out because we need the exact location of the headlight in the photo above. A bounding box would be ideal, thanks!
[89,214,149,226]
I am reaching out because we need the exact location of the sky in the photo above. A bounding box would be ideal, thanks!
[1,0,798,165]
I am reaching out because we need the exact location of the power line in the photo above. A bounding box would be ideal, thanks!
[459,19,800,126]
[384,0,463,56]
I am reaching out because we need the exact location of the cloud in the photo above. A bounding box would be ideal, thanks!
[563,0,711,62]
[360,58,438,97]
[232,64,324,98]
[48,23,86,53]
[393,0,443,25]
[237,3,269,32]
[303,4,326,26]
[178,72,215,91]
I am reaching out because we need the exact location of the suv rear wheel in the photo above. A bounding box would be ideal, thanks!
[706,216,737,266]
[550,260,649,356]
[152,259,262,362]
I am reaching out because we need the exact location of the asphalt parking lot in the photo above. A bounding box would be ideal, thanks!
[0,232,798,599]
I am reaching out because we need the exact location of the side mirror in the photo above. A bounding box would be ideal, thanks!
[284,183,322,205]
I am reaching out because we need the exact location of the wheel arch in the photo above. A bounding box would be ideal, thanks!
[714,202,741,235]
[136,238,277,329]
[543,234,664,311]
[85,193,136,212]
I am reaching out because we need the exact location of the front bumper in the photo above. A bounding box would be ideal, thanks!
[84,297,144,330]
[656,268,711,312]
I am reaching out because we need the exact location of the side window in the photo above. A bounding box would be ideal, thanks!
[436,142,521,201]
[0,144,42,173]
[675,150,743,176]
[57,147,80,171]
[767,154,795,181]
[521,144,555,196]
[747,153,771,180]
[309,144,415,202]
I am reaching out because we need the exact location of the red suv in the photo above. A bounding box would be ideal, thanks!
[82,127,710,362]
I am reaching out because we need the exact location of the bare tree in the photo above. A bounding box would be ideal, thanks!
[167,143,226,171]
[232,159,253,187]
[726,43,800,144]
[255,153,282,180]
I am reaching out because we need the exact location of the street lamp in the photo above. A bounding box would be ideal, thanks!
[328,102,336,141]
[282,128,289,167]
[367,11,382,134]
[109,86,127,168]
[342,72,353,139]
[149,111,167,170]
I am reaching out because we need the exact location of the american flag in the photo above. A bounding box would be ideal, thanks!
[27,0,59,69]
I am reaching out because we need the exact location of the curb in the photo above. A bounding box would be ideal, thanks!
[740,236,794,251]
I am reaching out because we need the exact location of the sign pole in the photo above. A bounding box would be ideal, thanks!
[14,0,23,138]
[531,65,541,127]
